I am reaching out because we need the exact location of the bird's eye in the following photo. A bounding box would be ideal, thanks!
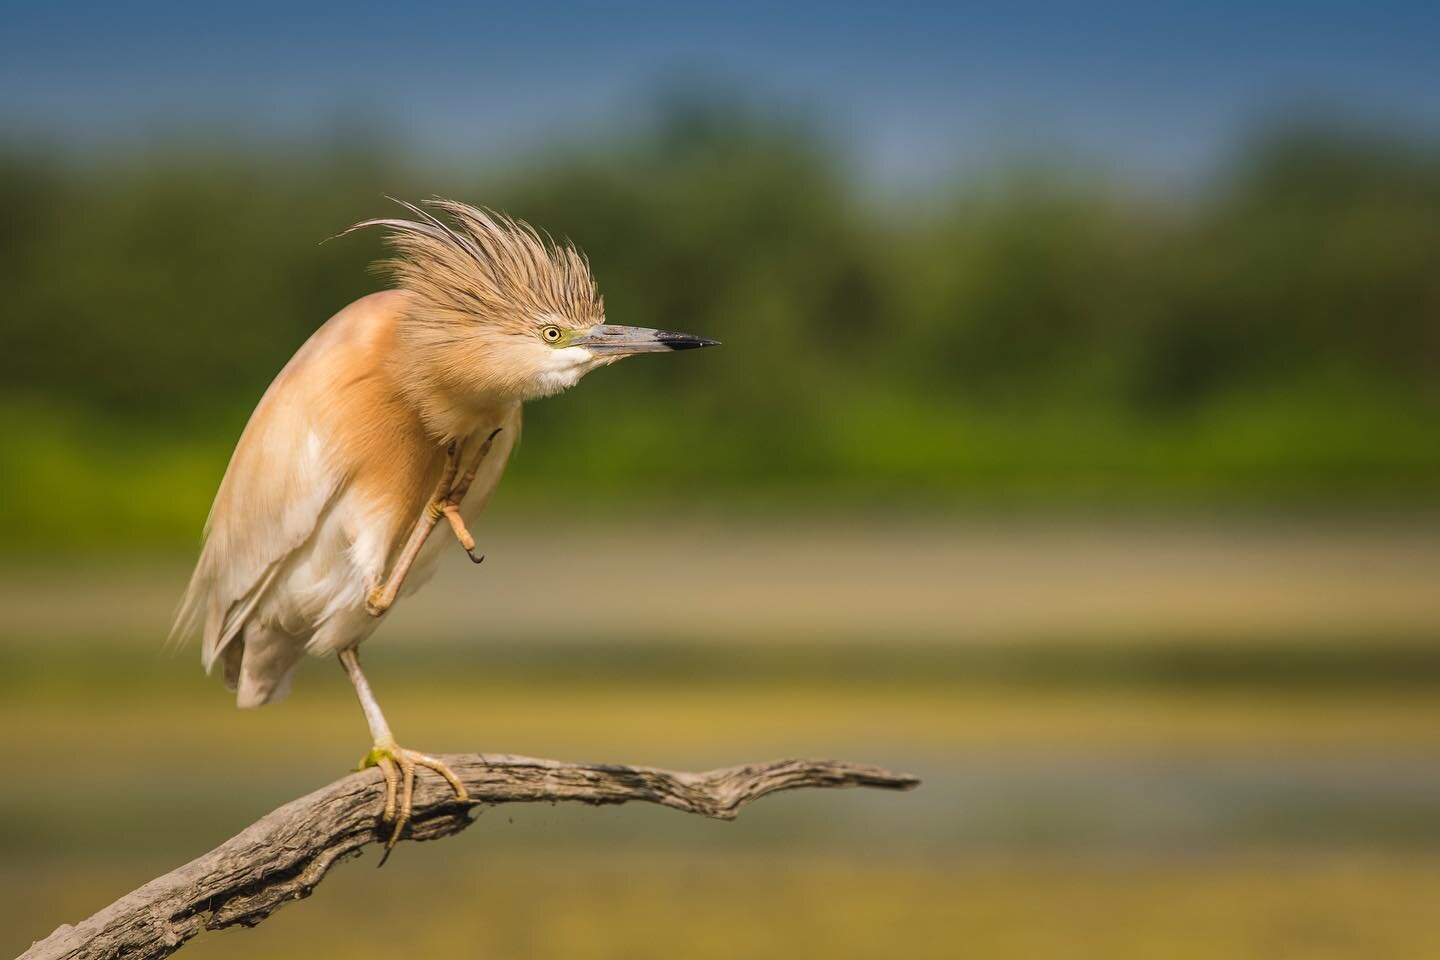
[541,325,563,343]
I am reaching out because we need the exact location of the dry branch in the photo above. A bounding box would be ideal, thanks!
[21,753,919,960]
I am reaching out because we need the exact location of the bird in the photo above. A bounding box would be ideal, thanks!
[172,198,718,856]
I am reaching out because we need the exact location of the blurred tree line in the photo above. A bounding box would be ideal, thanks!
[1,103,1438,544]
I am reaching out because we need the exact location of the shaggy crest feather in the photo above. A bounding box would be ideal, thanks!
[345,197,604,337]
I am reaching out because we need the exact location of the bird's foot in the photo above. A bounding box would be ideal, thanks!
[435,428,502,563]
[439,503,484,564]
[358,738,470,865]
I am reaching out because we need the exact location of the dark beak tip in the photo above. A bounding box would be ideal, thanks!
[661,333,721,351]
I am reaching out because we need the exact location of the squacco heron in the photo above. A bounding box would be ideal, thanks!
[173,198,717,855]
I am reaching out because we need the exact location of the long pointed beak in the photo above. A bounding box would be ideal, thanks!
[572,324,720,355]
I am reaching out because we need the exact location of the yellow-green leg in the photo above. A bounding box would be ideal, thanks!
[340,648,470,864]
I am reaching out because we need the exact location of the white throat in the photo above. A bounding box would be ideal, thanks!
[529,345,596,399]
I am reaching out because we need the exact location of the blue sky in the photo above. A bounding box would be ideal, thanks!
[2,1,1437,187]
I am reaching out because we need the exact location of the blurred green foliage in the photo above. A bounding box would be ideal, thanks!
[2,105,1438,545]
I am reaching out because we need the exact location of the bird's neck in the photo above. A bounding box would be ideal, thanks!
[405,380,516,444]
[379,298,525,441]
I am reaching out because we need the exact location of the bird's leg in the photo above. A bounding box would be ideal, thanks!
[436,426,503,564]
[364,427,503,616]
[339,647,469,864]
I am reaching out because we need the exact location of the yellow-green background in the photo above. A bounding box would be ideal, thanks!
[5,25,1440,958]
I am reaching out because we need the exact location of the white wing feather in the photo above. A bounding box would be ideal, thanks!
[171,357,346,674]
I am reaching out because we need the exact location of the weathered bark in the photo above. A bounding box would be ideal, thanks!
[20,753,919,960]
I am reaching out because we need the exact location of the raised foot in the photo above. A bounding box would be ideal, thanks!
[358,739,470,864]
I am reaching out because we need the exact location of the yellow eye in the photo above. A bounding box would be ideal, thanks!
[541,325,563,343]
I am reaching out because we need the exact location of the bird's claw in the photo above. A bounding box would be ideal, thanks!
[466,550,484,564]
[358,740,470,866]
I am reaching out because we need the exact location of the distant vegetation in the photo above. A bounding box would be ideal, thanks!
[2,104,1438,544]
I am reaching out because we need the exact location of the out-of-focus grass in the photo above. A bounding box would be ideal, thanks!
[184,852,1440,960]
[10,652,1440,768]
[6,393,1440,549]
[8,647,1440,958]
[13,851,1440,960]
[6,523,1440,958]
[194,857,1440,960]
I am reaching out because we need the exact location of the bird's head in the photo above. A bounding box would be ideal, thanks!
[347,199,717,430]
